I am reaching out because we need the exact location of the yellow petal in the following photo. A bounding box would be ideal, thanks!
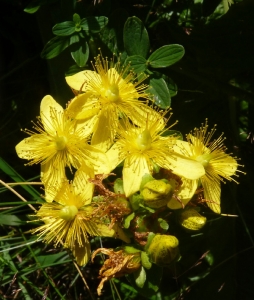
[106,143,124,171]
[96,223,115,236]
[66,70,100,91]
[84,145,112,174]
[172,140,193,156]
[129,104,165,131]
[76,106,100,120]
[67,93,100,120]
[73,163,95,205]
[72,238,91,266]
[210,155,238,178]
[96,223,131,243]
[91,110,116,152]
[16,134,57,164]
[112,223,131,243]
[40,95,63,135]
[72,115,98,138]
[15,136,39,159]
[201,177,221,214]
[123,154,151,197]
[41,161,66,202]
[167,179,198,210]
[170,153,205,180]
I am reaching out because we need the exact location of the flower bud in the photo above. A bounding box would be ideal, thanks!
[178,208,206,231]
[141,180,173,208]
[146,234,180,266]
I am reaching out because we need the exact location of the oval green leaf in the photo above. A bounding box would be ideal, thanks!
[23,0,42,13]
[71,41,89,67]
[80,16,108,33]
[148,78,171,108]
[41,36,70,59]
[141,251,152,269]
[158,218,169,230]
[73,13,81,24]
[125,55,148,74]
[148,44,185,68]
[123,17,150,58]
[134,266,146,288]
[24,5,40,13]
[53,21,76,36]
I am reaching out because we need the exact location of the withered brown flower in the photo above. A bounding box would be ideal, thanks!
[92,248,141,295]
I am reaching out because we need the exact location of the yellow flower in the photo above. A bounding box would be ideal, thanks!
[16,95,110,200]
[107,112,205,197]
[32,169,117,266]
[65,53,155,151]
[173,120,239,213]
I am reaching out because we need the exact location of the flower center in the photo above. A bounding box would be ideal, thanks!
[55,136,67,150]
[59,205,78,221]
[104,84,119,102]
[196,153,212,167]
[135,129,152,151]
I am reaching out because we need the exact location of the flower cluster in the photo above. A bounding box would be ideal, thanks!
[16,53,241,294]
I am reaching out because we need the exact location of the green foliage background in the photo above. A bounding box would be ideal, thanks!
[0,0,254,299]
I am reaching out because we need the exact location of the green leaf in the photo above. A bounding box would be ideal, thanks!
[80,16,108,33]
[129,194,143,211]
[99,8,128,54]
[23,0,42,13]
[37,252,68,266]
[41,36,69,59]
[65,64,86,76]
[123,212,135,229]
[24,5,40,13]
[128,264,162,297]
[162,75,178,97]
[148,78,171,108]
[148,44,185,68]
[139,204,155,213]
[24,0,58,14]
[123,246,141,254]
[123,17,150,57]
[141,252,152,269]
[73,13,81,24]
[52,21,76,36]
[17,281,31,300]
[0,215,24,226]
[71,41,89,67]
[158,218,169,230]
[70,33,80,45]
[125,55,148,74]
[134,266,146,288]
[204,251,214,266]
[0,157,41,201]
